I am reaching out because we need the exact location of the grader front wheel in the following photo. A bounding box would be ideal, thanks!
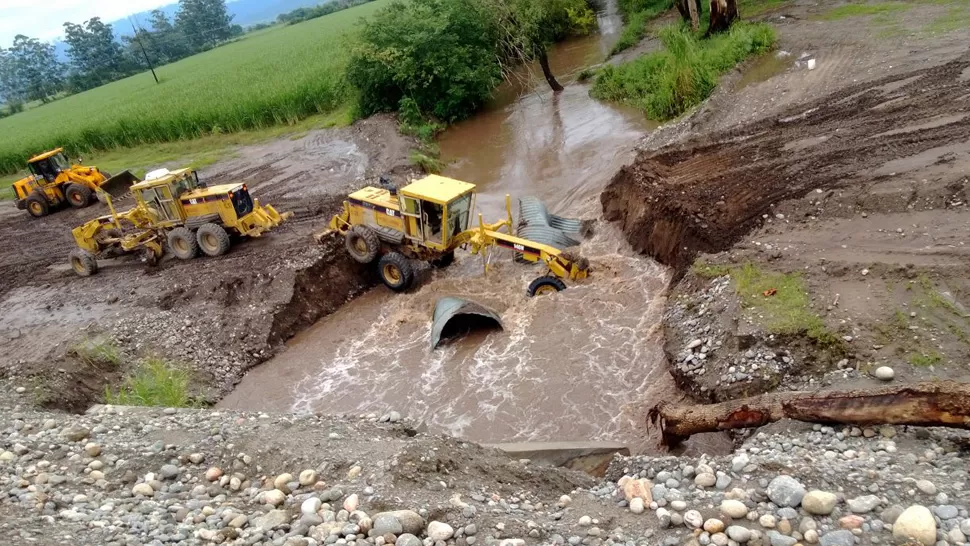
[69,250,98,277]
[378,252,414,292]
[527,276,567,297]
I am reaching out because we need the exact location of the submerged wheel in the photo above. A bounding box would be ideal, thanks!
[430,250,455,268]
[345,225,380,263]
[196,223,231,257]
[69,250,98,277]
[65,183,93,208]
[167,227,198,260]
[25,192,49,218]
[527,275,567,297]
[378,252,414,292]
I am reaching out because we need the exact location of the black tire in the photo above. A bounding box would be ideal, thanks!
[527,275,567,297]
[25,192,49,218]
[430,251,455,268]
[345,225,380,264]
[65,183,93,208]
[196,223,231,257]
[377,252,414,292]
[167,227,198,260]
[69,250,98,277]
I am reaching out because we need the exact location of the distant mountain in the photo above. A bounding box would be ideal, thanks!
[53,0,327,60]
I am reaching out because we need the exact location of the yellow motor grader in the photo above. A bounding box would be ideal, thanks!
[11,148,137,217]
[323,174,590,296]
[68,168,290,276]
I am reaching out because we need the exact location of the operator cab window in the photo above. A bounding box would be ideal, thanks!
[424,202,443,243]
[51,153,71,172]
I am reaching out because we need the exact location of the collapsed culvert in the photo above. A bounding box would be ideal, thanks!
[430,297,504,349]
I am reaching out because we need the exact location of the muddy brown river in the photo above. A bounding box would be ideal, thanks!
[221,2,692,451]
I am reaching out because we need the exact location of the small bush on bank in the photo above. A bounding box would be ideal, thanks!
[592,22,776,119]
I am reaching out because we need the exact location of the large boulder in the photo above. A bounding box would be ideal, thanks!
[766,475,806,508]
[892,505,936,546]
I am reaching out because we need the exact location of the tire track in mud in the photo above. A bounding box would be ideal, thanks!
[603,54,970,272]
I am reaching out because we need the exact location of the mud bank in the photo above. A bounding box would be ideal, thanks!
[603,50,970,404]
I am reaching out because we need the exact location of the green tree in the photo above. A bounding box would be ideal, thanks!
[4,35,63,103]
[175,0,234,51]
[146,9,193,62]
[63,18,131,91]
[347,0,505,121]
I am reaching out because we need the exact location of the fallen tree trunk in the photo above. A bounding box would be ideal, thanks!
[648,382,970,446]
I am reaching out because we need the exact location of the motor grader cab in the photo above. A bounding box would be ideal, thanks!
[11,148,137,218]
[68,168,291,276]
[326,174,590,295]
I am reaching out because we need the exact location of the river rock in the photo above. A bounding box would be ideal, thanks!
[274,473,294,493]
[874,366,895,381]
[727,526,752,543]
[915,480,936,495]
[299,470,318,486]
[685,510,704,529]
[622,478,653,503]
[839,515,864,529]
[629,498,645,514]
[159,464,180,480]
[396,534,422,546]
[252,510,289,531]
[302,497,322,516]
[61,426,90,442]
[205,467,223,481]
[804,530,819,544]
[372,510,423,536]
[819,530,854,546]
[695,473,717,487]
[847,495,880,513]
[892,505,936,545]
[132,483,154,497]
[759,515,777,528]
[802,491,838,515]
[767,476,806,508]
[343,493,359,512]
[427,521,454,541]
[721,500,748,519]
[83,442,102,457]
[766,530,797,546]
[704,519,725,534]
[263,489,285,506]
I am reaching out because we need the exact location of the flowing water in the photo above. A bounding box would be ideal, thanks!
[221,2,707,452]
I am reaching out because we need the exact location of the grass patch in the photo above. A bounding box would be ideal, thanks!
[71,337,122,368]
[924,5,970,34]
[104,357,195,408]
[691,260,732,278]
[612,0,674,55]
[592,22,776,120]
[916,274,968,318]
[409,150,444,174]
[0,0,391,176]
[0,184,13,201]
[733,264,842,348]
[908,349,942,367]
[820,2,910,20]
[739,0,790,18]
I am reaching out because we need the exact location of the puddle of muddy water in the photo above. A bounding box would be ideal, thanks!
[736,53,792,90]
[220,0,717,453]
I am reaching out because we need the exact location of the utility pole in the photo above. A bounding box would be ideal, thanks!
[129,17,159,84]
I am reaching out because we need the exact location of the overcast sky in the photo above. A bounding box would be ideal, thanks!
[0,0,172,48]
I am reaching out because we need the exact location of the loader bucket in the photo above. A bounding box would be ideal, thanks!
[98,170,140,198]
[430,297,503,349]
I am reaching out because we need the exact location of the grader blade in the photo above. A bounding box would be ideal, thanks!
[99,170,140,199]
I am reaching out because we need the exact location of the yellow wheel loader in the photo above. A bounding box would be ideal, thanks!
[68,168,291,276]
[322,174,590,296]
[11,148,137,218]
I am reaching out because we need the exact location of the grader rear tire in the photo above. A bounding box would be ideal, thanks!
[197,223,231,257]
[378,252,414,292]
[69,250,98,277]
[167,227,198,260]
[345,225,380,263]
[65,184,93,208]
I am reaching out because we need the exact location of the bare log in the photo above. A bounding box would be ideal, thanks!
[648,382,970,447]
